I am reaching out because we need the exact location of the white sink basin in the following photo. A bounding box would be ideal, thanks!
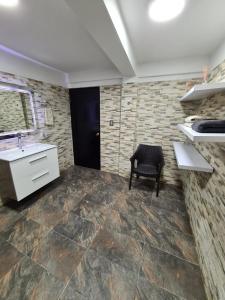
[0,143,57,162]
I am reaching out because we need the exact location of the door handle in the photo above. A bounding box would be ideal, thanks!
[32,170,49,181]
[96,132,100,136]
[29,154,47,164]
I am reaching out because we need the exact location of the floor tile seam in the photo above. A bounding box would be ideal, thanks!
[138,215,194,239]
[103,223,146,245]
[135,265,187,300]
[103,219,147,243]
[138,202,192,233]
[102,210,194,256]
[22,232,87,299]
[136,246,145,292]
[5,213,59,243]
[28,255,68,299]
[5,225,52,256]
[15,240,56,274]
[142,242,200,267]
[88,242,144,279]
[61,223,107,252]
[68,208,94,224]
[5,204,193,295]
[23,197,73,217]
[82,225,103,255]
[149,206,187,217]
[57,269,78,300]
[56,240,122,299]
[0,251,24,282]
[8,228,85,271]
[0,212,24,233]
[63,194,89,212]
[65,206,106,227]
[20,229,84,295]
[106,205,194,240]
[50,229,88,251]
[152,194,185,202]
[58,227,101,251]
[150,195,186,204]
[86,247,141,285]
[3,212,60,233]
[124,208,191,260]
[161,225,193,238]
[0,250,67,299]
[69,214,107,230]
[23,210,65,229]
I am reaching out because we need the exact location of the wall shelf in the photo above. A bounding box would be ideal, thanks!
[180,82,225,101]
[173,142,213,173]
[177,124,225,142]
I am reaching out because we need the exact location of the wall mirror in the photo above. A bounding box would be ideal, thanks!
[0,82,36,139]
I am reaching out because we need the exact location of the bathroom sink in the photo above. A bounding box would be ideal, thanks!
[0,143,57,162]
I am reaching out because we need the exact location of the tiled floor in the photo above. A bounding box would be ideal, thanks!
[0,166,206,300]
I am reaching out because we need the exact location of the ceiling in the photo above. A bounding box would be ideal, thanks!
[0,0,225,79]
[118,0,225,64]
[0,0,117,73]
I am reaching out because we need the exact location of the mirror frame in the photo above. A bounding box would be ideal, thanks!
[0,82,37,139]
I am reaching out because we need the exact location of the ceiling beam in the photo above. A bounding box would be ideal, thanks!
[65,0,136,77]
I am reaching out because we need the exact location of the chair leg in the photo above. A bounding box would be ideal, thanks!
[156,177,160,197]
[129,171,133,190]
[137,175,139,179]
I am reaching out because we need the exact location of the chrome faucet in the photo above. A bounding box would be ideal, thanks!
[17,132,23,150]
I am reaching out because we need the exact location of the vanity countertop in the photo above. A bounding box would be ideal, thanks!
[0,143,57,162]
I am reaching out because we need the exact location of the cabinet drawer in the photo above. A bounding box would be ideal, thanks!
[10,148,60,201]
[10,148,58,177]
[15,170,59,201]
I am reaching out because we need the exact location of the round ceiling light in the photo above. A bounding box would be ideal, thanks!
[149,0,186,22]
[0,0,18,7]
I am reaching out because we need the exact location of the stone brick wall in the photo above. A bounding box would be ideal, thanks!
[100,79,200,185]
[100,65,225,299]
[0,90,27,132]
[0,71,74,205]
[1,62,225,299]
[182,60,225,300]
[100,85,121,174]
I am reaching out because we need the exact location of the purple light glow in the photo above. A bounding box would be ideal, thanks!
[0,44,62,72]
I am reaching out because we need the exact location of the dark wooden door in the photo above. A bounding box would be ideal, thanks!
[69,87,100,170]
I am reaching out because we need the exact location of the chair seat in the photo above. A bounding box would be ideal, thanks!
[129,144,164,196]
[134,163,158,176]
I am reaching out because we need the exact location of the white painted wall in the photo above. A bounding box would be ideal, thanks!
[66,0,135,77]
[136,56,209,79]
[0,41,224,89]
[68,68,122,88]
[210,39,225,69]
[103,0,136,71]
[68,56,208,87]
[0,46,66,86]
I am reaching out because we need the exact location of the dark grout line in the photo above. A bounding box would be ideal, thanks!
[0,167,201,299]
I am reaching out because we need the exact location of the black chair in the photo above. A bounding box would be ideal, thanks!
[129,144,165,197]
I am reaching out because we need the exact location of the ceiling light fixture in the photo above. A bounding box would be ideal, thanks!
[0,0,18,7]
[149,0,186,23]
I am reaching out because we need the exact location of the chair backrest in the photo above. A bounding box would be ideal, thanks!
[135,144,164,166]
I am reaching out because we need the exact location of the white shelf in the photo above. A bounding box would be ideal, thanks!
[177,124,225,142]
[180,82,225,101]
[173,142,213,173]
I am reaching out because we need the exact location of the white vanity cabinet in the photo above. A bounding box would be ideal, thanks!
[0,144,60,201]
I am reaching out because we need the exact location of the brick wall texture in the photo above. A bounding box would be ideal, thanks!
[182,60,225,300]
[100,60,225,299]
[1,58,225,299]
[0,90,29,132]
[0,71,74,205]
